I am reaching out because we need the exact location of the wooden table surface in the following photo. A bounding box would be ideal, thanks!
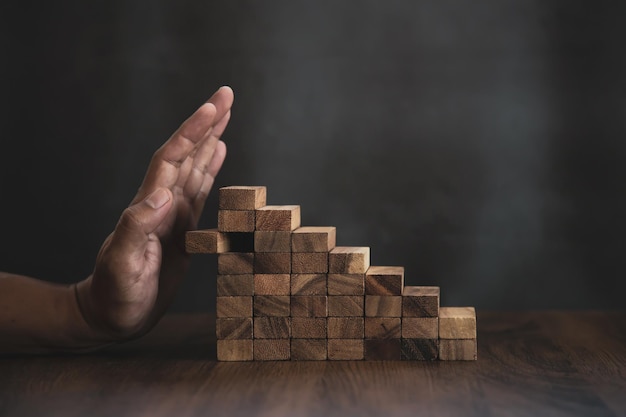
[0,311,624,417]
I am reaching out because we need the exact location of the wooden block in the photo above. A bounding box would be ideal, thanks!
[187,230,254,254]
[216,274,254,296]
[291,226,336,252]
[365,266,404,295]
[291,296,328,317]
[254,339,290,361]
[328,247,370,274]
[439,307,477,339]
[217,339,253,361]
[364,317,401,339]
[291,317,327,339]
[291,339,327,361]
[216,318,253,340]
[218,210,255,232]
[254,231,292,252]
[185,229,228,253]
[253,317,290,339]
[256,205,301,231]
[253,295,290,317]
[254,252,291,274]
[291,253,328,274]
[401,339,439,361]
[364,339,401,361]
[327,296,364,317]
[218,253,254,275]
[291,274,327,295]
[328,339,364,360]
[401,318,439,339]
[253,274,290,295]
[216,296,252,318]
[439,339,477,361]
[327,317,364,339]
[402,286,440,318]
[365,296,402,317]
[327,274,365,296]
[219,186,267,210]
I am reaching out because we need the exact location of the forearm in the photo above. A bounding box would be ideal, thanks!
[0,273,112,354]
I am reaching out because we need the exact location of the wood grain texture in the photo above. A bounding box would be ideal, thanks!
[253,339,290,361]
[401,339,439,361]
[439,307,477,339]
[217,339,253,361]
[291,339,327,361]
[291,226,337,252]
[328,339,364,360]
[218,253,254,275]
[219,186,267,210]
[216,296,253,318]
[327,274,365,295]
[402,317,439,339]
[402,286,440,318]
[216,318,253,340]
[218,210,256,232]
[327,317,364,339]
[253,295,290,317]
[3,312,625,416]
[291,296,328,317]
[439,339,477,361]
[291,317,327,339]
[253,274,290,296]
[256,205,301,231]
[254,231,292,252]
[254,252,291,274]
[216,274,254,296]
[364,318,401,339]
[253,317,291,339]
[291,252,329,274]
[327,296,364,317]
[365,296,402,317]
[291,274,327,295]
[365,266,404,296]
[185,229,228,253]
[328,247,370,273]
[187,231,254,254]
[364,339,402,361]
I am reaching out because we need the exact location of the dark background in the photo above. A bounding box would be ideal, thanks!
[1,1,625,311]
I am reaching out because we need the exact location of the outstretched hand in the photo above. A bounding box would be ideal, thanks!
[76,86,234,340]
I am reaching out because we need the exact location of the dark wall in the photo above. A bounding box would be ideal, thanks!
[1,1,625,311]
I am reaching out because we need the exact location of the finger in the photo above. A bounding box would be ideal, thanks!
[156,86,231,167]
[210,109,232,142]
[193,140,227,215]
[207,86,234,121]
[182,135,219,200]
[111,188,173,261]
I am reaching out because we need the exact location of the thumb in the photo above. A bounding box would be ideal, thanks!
[111,188,173,253]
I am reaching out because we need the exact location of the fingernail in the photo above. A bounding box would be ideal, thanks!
[146,188,170,209]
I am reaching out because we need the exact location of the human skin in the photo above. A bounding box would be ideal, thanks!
[0,86,234,353]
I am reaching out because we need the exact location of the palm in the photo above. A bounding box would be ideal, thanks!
[86,87,233,338]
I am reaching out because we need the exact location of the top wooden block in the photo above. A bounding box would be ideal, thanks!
[402,286,440,317]
[329,247,370,274]
[219,186,267,210]
[439,307,476,339]
[365,266,405,296]
[256,206,301,231]
[291,227,336,252]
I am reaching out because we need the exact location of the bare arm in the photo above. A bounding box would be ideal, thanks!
[0,86,234,353]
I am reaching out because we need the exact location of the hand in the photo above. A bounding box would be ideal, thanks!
[76,86,234,341]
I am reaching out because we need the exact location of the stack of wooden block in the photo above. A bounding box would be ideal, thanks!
[186,186,477,361]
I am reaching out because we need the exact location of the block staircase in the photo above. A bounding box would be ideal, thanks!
[185,186,477,361]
